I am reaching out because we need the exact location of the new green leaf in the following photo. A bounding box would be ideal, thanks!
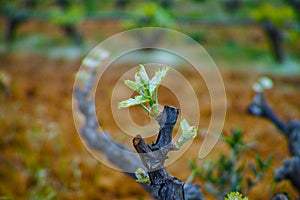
[225,191,248,200]
[124,80,143,92]
[118,95,150,109]
[135,168,150,184]
[149,66,170,94]
[137,65,150,84]
[177,119,197,147]
[118,65,170,118]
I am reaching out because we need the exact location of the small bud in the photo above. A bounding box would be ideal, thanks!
[259,77,273,89]
[177,119,198,148]
[135,168,150,184]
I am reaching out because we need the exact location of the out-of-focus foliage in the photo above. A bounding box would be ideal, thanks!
[29,168,56,200]
[1,0,299,64]
[251,3,296,26]
[122,2,175,29]
[217,0,299,62]
[250,2,299,42]
[177,119,198,148]
[190,129,273,199]
[49,6,84,25]
[118,65,170,118]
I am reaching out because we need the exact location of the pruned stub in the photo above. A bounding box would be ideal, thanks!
[247,92,266,117]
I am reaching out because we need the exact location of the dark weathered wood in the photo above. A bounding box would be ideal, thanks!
[74,69,159,198]
[151,106,179,150]
[248,92,300,193]
[274,156,300,193]
[248,92,300,157]
[272,192,289,200]
[248,93,286,132]
[133,106,185,200]
[75,69,204,199]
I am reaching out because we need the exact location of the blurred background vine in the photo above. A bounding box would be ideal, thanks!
[1,0,299,67]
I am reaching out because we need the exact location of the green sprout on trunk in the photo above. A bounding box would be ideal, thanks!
[118,64,199,184]
[118,65,170,118]
[177,119,198,148]
[118,64,198,144]
[135,168,150,184]
[225,191,248,200]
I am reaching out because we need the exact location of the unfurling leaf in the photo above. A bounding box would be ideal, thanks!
[135,168,150,184]
[225,191,248,200]
[135,73,142,84]
[149,66,170,94]
[177,119,197,147]
[118,95,150,109]
[118,65,170,117]
[137,65,150,84]
[124,80,143,92]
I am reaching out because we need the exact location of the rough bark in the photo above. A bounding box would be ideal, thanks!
[74,69,204,199]
[248,92,300,157]
[272,192,289,200]
[248,92,300,193]
[133,106,185,200]
[74,87,159,198]
[274,156,300,193]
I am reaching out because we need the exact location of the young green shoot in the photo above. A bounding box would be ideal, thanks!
[135,168,150,184]
[176,119,198,148]
[119,65,198,147]
[119,65,199,184]
[225,191,248,200]
[118,65,170,118]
